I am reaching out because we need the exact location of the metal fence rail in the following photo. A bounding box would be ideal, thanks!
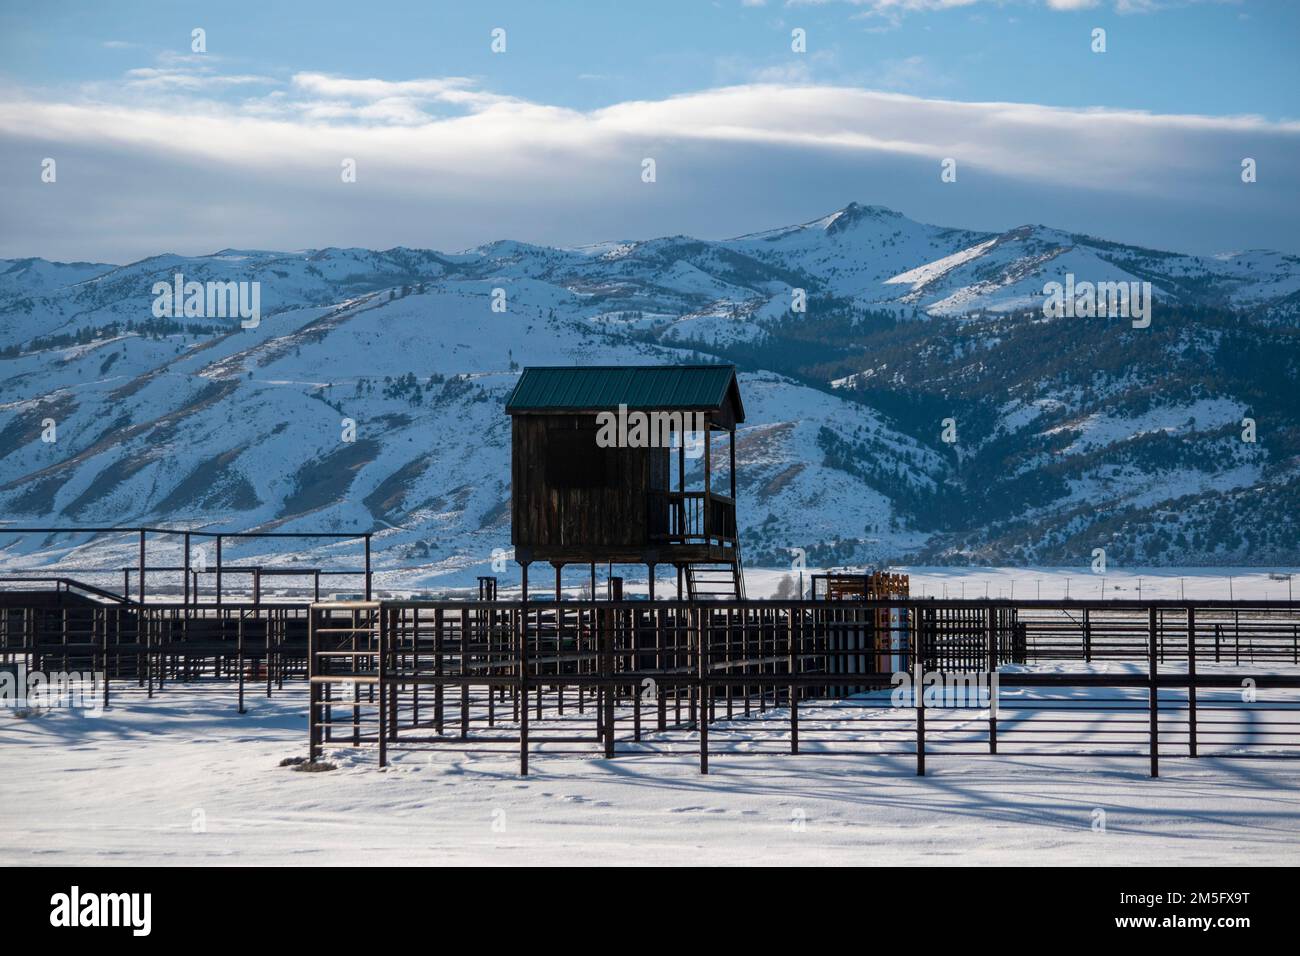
[1,602,308,711]
[6,590,1297,777]
[306,599,1300,777]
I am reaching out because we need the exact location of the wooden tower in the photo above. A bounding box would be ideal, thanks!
[506,365,746,599]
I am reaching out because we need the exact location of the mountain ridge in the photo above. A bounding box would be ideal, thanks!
[2,203,1297,582]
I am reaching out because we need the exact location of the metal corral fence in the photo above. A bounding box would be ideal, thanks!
[0,598,308,711]
[306,599,1300,777]
[1018,604,1300,664]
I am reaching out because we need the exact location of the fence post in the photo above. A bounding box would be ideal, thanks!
[1148,606,1159,778]
[987,606,998,755]
[1082,607,1091,663]
[1187,607,1197,758]
[388,608,398,741]
[632,609,641,742]
[520,567,529,776]
[435,607,445,736]
[789,607,799,755]
[460,607,469,739]
[350,609,361,747]
[603,605,615,759]
[308,607,320,763]
[915,616,926,777]
[101,614,111,711]
[656,608,667,731]
[698,608,708,774]
[237,610,246,714]
[377,606,387,769]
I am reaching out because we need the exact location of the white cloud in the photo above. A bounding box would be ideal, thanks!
[1,73,1295,261]
[8,78,1291,188]
[123,67,275,92]
[289,73,478,100]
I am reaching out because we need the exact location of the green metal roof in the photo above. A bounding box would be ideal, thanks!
[506,365,744,421]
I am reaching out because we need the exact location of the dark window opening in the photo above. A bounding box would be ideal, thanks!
[546,427,617,488]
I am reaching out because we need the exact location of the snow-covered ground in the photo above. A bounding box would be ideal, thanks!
[3,675,1297,866]
[3,562,1291,604]
[741,566,1300,602]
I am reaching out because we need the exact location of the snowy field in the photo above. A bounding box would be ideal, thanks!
[13,565,1286,605]
[743,566,1300,603]
[374,565,1300,602]
[3,676,1298,866]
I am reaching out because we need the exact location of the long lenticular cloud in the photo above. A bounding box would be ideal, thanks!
[1,75,1296,260]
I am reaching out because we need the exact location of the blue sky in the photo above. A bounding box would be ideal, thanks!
[2,0,1297,260]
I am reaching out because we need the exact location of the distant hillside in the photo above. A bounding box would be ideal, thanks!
[1,203,1297,582]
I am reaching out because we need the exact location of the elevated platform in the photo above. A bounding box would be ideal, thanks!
[516,543,740,566]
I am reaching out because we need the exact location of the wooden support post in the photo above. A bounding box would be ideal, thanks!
[703,428,711,540]
[364,534,373,601]
[729,425,736,501]
[678,437,685,496]
[183,531,191,607]
[215,536,222,607]
[138,529,146,603]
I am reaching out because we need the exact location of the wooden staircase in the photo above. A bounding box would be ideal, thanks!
[684,545,746,600]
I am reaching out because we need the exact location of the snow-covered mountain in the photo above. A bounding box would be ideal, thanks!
[2,203,1298,583]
